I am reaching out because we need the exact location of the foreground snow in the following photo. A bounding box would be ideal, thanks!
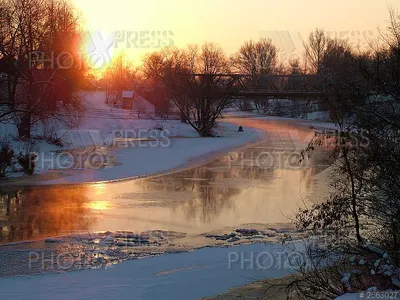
[0,243,299,300]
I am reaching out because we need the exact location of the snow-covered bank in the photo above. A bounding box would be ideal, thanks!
[224,110,336,131]
[226,98,331,122]
[0,91,266,185]
[31,122,264,185]
[1,91,336,186]
[0,242,299,300]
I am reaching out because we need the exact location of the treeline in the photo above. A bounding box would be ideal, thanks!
[0,0,85,139]
[101,12,399,137]
[117,8,400,297]
[288,11,400,300]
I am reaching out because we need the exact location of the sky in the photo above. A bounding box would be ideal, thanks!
[72,0,400,67]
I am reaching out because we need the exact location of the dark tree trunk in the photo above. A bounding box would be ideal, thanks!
[18,112,31,139]
[342,146,363,245]
[180,111,187,123]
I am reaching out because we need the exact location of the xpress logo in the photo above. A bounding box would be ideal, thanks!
[83,31,115,69]
[83,30,174,69]
[259,31,304,64]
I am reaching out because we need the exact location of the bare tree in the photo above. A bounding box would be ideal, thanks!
[0,0,85,138]
[288,58,302,74]
[231,38,278,78]
[231,38,278,110]
[134,98,146,118]
[303,28,328,74]
[289,12,400,299]
[103,53,135,106]
[144,43,236,137]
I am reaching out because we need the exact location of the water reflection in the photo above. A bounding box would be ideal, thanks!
[0,188,94,243]
[0,122,330,243]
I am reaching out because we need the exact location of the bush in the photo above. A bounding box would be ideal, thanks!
[46,136,63,147]
[16,139,38,176]
[0,144,15,178]
[284,240,400,299]
[17,152,37,175]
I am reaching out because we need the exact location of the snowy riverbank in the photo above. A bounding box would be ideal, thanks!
[0,91,266,186]
[0,242,301,300]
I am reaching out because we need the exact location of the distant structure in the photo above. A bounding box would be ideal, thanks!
[121,90,156,118]
[121,90,134,109]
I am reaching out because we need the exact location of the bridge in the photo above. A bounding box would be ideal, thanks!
[190,74,325,98]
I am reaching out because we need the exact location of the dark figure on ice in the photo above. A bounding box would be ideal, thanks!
[238,126,244,132]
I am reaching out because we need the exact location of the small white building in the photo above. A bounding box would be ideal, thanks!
[121,90,134,109]
[120,89,156,117]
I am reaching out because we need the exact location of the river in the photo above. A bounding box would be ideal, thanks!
[0,117,331,277]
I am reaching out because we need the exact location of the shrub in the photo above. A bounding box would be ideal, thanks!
[0,144,15,178]
[16,140,38,176]
[17,152,37,175]
[46,137,63,147]
[284,240,400,299]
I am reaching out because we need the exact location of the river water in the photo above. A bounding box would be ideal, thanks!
[0,118,331,277]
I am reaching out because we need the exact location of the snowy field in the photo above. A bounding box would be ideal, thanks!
[0,242,300,300]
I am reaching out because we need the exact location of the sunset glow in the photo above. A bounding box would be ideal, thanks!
[73,0,400,64]
[86,201,110,210]
[2,0,400,297]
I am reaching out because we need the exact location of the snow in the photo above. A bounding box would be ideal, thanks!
[1,91,266,184]
[225,98,331,122]
[2,91,336,184]
[133,95,156,117]
[40,126,262,185]
[121,90,134,98]
[36,91,265,184]
[341,272,351,283]
[224,110,336,131]
[305,110,330,121]
[0,242,300,300]
[374,259,381,268]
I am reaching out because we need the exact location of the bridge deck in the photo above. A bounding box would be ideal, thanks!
[228,91,325,98]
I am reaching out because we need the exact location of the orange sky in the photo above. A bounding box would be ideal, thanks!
[72,0,400,67]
